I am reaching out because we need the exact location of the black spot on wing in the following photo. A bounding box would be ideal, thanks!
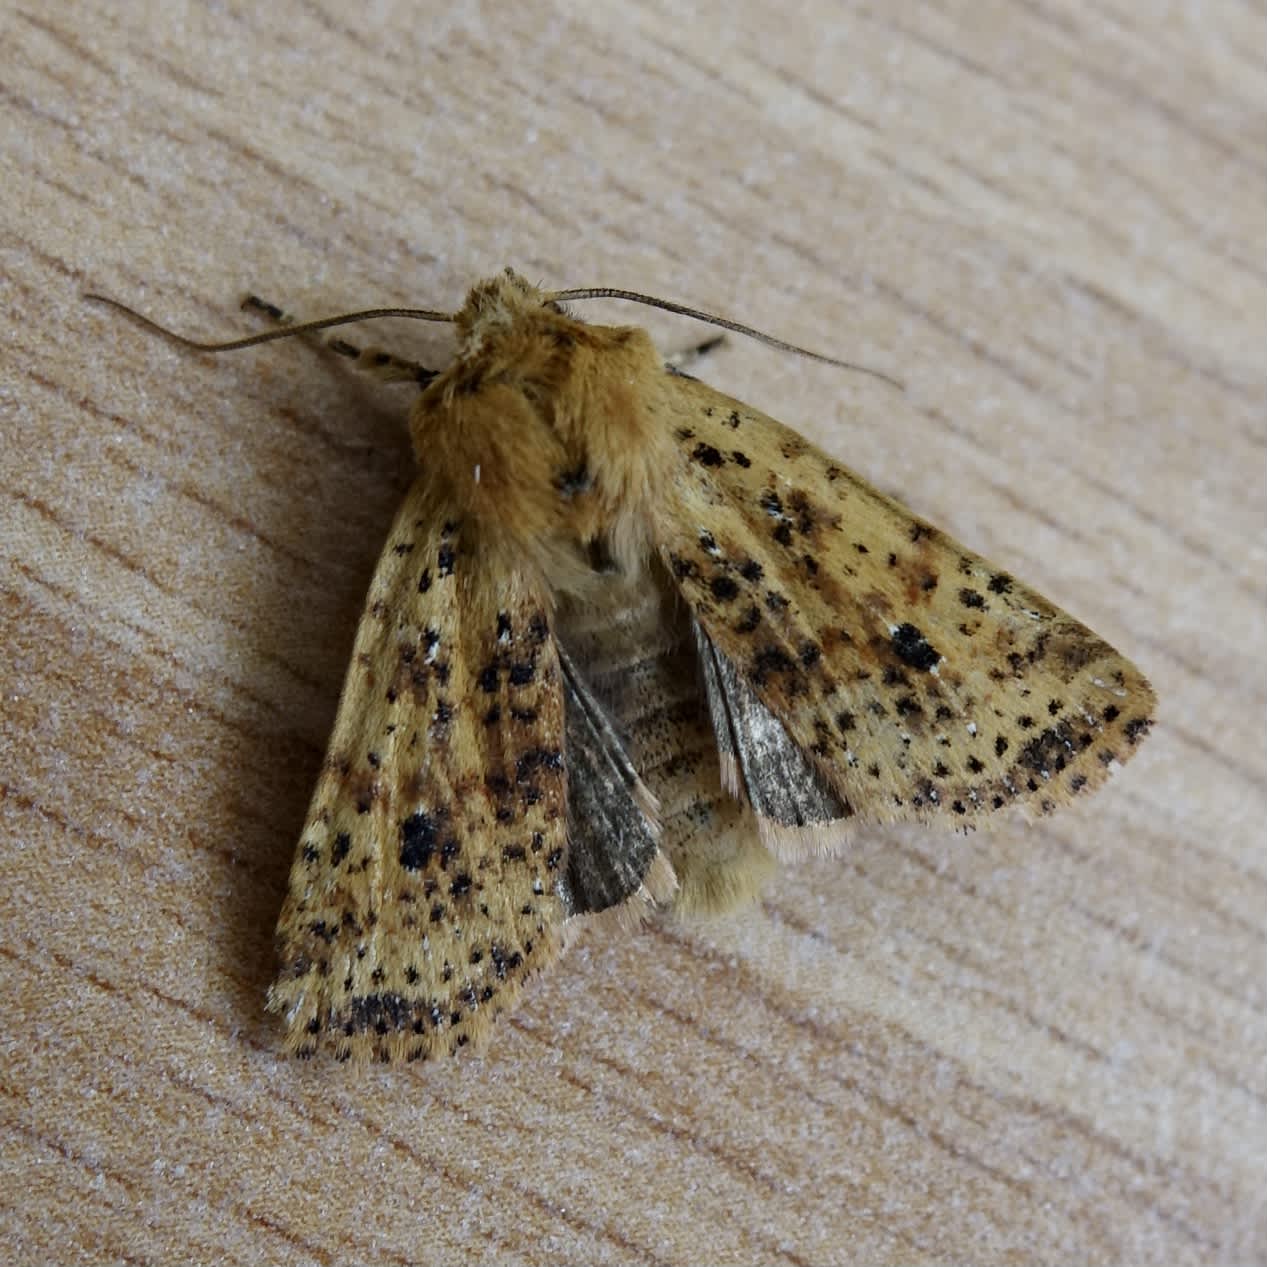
[890,622,941,671]
[400,810,444,870]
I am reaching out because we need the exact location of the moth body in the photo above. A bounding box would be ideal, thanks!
[410,271,673,584]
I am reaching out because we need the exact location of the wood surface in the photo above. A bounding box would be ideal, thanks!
[2,2,1264,1263]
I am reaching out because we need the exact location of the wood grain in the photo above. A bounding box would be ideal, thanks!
[2,2,1263,1262]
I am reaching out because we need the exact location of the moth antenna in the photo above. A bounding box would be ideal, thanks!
[83,293,454,353]
[546,286,904,390]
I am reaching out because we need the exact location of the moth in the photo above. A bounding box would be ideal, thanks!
[90,269,1155,1062]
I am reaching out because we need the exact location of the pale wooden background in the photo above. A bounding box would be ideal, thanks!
[2,2,1264,1264]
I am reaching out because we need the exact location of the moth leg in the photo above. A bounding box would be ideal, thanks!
[241,294,438,385]
[665,333,726,375]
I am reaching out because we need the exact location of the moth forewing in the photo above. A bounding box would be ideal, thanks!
[267,491,573,1062]
[654,374,1156,829]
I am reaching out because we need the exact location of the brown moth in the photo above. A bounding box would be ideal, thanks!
[89,269,1155,1062]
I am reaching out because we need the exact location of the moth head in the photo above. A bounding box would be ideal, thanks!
[453,267,559,356]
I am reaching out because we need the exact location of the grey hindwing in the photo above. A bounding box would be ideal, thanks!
[558,644,661,916]
[693,619,852,829]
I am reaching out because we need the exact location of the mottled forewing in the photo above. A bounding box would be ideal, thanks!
[268,484,567,1060]
[655,377,1156,829]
